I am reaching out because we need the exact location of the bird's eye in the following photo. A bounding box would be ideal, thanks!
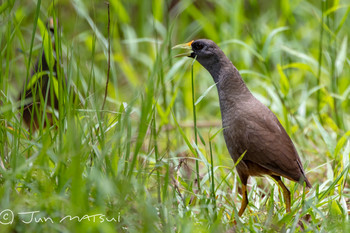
[193,43,204,50]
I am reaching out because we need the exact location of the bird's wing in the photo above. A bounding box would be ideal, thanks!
[240,103,306,182]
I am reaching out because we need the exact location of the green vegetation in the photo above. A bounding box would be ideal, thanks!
[1,0,349,232]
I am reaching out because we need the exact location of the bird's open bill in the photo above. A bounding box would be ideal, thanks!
[172,40,194,57]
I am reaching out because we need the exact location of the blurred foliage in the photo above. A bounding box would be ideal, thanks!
[0,0,350,232]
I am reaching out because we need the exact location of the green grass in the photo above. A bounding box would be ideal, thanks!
[1,0,350,232]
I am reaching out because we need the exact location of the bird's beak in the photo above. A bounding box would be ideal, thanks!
[172,40,194,57]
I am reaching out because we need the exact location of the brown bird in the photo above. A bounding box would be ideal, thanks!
[19,18,62,130]
[173,39,311,216]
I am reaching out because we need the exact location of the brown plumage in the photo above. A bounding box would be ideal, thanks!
[19,18,62,130]
[173,39,311,216]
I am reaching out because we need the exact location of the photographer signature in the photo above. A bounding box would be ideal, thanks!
[0,209,121,224]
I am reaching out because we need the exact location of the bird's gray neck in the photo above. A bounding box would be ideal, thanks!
[199,54,253,127]
[203,56,252,105]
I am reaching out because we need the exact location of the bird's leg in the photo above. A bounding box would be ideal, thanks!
[238,183,248,216]
[271,175,291,213]
[278,180,291,213]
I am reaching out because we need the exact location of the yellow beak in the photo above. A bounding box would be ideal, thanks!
[172,40,194,57]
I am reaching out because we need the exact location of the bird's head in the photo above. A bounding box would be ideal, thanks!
[172,39,225,70]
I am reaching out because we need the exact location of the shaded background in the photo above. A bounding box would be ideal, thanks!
[1,0,350,232]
